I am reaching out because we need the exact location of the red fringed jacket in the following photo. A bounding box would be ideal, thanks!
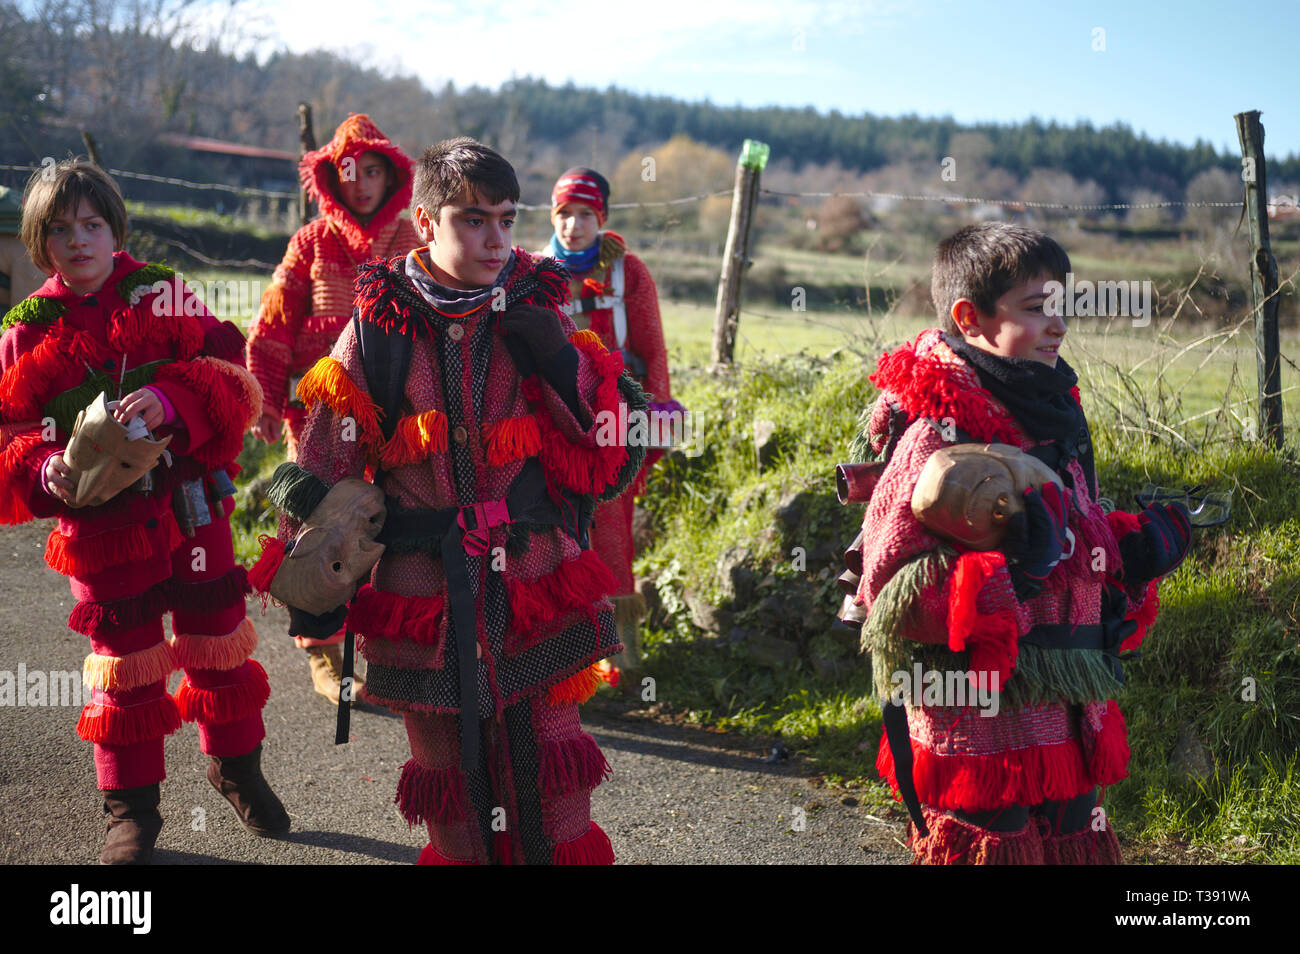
[246,114,419,428]
[274,247,633,715]
[860,329,1160,814]
[0,252,260,601]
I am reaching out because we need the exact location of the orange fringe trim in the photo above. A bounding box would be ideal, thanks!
[484,415,542,467]
[82,642,177,693]
[568,329,605,352]
[174,659,270,725]
[546,663,605,707]
[552,821,615,865]
[378,410,447,468]
[46,524,155,577]
[254,283,292,333]
[76,693,182,745]
[169,617,259,671]
[296,356,383,455]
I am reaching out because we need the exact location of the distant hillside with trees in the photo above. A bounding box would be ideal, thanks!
[3,0,1296,214]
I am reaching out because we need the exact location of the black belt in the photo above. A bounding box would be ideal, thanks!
[375,459,574,770]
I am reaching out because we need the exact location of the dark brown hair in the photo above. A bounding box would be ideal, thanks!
[411,137,519,223]
[21,159,128,274]
[931,223,1070,334]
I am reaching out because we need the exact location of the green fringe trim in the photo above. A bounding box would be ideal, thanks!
[2,296,67,330]
[861,549,955,657]
[115,263,175,302]
[1008,644,1123,708]
[266,461,330,521]
[845,403,876,465]
[598,372,650,503]
[40,360,166,435]
[862,548,1122,712]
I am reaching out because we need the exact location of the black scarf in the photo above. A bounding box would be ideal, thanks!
[941,332,1095,494]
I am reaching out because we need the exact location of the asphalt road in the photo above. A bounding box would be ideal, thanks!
[0,518,906,865]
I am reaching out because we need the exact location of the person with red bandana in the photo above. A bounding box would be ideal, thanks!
[541,167,679,679]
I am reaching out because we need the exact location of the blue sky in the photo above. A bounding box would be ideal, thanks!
[258,0,1299,158]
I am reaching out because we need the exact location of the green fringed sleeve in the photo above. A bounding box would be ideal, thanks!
[266,461,330,522]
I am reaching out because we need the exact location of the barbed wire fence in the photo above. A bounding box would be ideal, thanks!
[4,158,1294,452]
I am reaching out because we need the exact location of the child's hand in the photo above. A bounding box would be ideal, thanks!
[1118,502,1191,585]
[252,413,282,443]
[498,304,568,359]
[1003,483,1071,600]
[44,453,75,503]
[113,388,165,429]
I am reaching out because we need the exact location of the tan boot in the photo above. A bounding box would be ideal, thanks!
[306,643,365,706]
[610,594,646,680]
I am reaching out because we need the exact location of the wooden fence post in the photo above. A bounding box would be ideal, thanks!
[1235,109,1283,449]
[80,131,102,167]
[298,102,317,227]
[711,139,769,367]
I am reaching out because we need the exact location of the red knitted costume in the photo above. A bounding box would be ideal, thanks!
[859,329,1160,865]
[548,231,672,619]
[264,247,636,864]
[246,114,418,457]
[0,252,268,791]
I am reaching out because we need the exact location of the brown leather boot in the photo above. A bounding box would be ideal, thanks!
[207,743,290,837]
[101,784,163,865]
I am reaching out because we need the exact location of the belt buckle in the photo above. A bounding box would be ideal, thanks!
[457,500,510,557]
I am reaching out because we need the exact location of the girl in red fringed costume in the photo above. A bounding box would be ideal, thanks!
[0,160,287,864]
[856,223,1191,864]
[539,168,679,678]
[247,114,419,704]
[255,139,641,864]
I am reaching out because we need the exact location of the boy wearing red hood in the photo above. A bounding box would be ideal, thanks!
[247,114,418,702]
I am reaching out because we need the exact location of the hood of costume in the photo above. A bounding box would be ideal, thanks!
[300,113,414,256]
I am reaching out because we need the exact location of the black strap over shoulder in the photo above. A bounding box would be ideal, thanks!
[355,313,412,444]
[881,402,976,464]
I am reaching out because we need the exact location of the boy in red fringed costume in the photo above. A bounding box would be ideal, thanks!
[857,223,1191,864]
[247,114,419,704]
[539,167,680,677]
[255,138,643,864]
[0,160,287,864]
